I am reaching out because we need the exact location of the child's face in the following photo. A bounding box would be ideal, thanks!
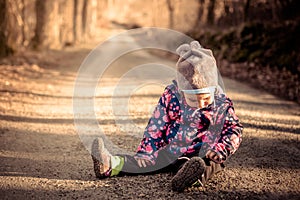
[184,93,213,108]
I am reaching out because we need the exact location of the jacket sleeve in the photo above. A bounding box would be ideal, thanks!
[135,86,180,163]
[211,107,243,163]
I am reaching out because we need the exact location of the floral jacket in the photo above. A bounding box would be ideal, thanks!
[136,80,243,164]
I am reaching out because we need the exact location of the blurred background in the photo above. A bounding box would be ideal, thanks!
[0,0,299,103]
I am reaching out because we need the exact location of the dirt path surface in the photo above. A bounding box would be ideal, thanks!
[1,30,300,200]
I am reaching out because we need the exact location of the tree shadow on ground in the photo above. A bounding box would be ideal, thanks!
[0,89,161,100]
[234,99,297,110]
[1,113,300,200]
[242,122,299,135]
[229,135,300,170]
[1,125,299,183]
[0,48,92,73]
[0,114,149,125]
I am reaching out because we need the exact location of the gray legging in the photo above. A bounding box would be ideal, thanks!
[117,149,224,185]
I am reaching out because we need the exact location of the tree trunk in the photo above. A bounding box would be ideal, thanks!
[166,0,174,29]
[32,0,46,49]
[206,0,215,25]
[58,0,74,46]
[194,0,205,28]
[73,0,78,42]
[244,0,251,22]
[73,0,84,43]
[0,0,14,57]
[85,0,99,38]
[32,0,60,49]
[20,0,26,45]
[82,0,88,37]
[223,0,229,16]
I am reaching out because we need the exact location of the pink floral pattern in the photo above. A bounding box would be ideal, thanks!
[135,81,243,164]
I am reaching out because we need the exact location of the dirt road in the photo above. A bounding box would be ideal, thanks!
[0,30,299,199]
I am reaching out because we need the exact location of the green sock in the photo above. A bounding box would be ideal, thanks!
[110,156,125,176]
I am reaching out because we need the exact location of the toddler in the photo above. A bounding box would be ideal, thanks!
[91,41,243,192]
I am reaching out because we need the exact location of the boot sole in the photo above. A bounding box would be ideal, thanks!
[91,138,105,178]
[171,157,206,192]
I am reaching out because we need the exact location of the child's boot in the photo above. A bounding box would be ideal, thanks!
[171,157,206,192]
[91,137,112,179]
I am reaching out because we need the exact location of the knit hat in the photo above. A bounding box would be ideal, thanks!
[176,41,224,94]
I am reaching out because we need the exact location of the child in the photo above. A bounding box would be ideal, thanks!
[91,41,243,192]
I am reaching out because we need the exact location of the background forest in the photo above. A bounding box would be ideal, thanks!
[1,0,299,102]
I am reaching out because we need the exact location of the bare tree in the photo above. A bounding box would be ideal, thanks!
[73,0,85,43]
[194,0,205,28]
[206,0,216,25]
[82,0,88,37]
[20,0,26,45]
[0,0,13,57]
[166,0,174,29]
[73,0,78,42]
[32,0,60,49]
[244,0,251,22]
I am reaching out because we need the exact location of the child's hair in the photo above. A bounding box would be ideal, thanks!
[175,41,218,91]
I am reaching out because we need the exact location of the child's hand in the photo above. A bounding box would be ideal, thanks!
[135,158,152,168]
[206,150,221,163]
